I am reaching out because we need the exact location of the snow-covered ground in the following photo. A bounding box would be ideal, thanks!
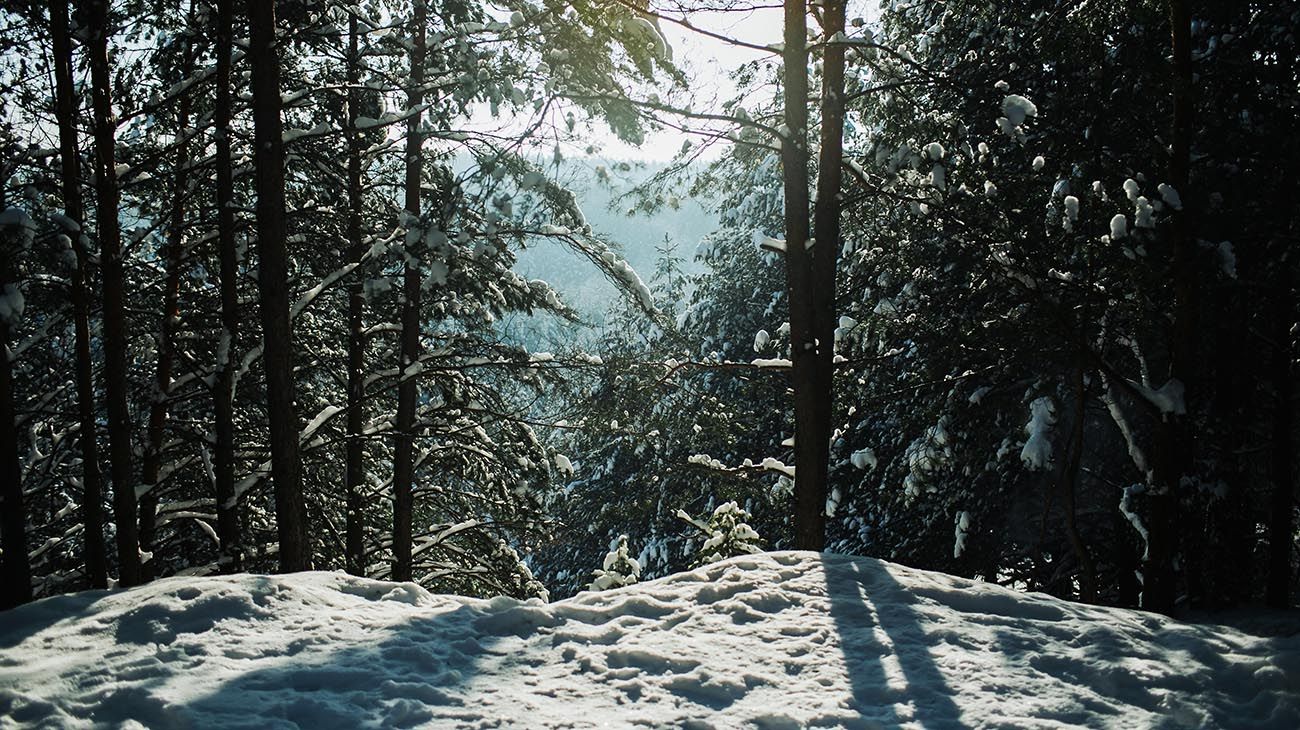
[2,552,1297,729]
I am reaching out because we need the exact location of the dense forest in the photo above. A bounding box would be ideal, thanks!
[0,0,1296,621]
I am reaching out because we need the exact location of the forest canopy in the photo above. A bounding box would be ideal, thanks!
[0,0,1296,619]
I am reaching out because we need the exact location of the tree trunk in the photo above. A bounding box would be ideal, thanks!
[345,12,367,576]
[0,276,31,608]
[84,0,141,587]
[781,0,820,551]
[1062,364,1096,602]
[1144,0,1196,614]
[247,0,310,572]
[799,0,849,551]
[1266,275,1295,608]
[50,0,108,589]
[391,0,427,582]
[213,0,241,571]
[139,8,196,568]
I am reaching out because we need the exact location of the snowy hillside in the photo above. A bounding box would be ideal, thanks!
[2,552,1297,729]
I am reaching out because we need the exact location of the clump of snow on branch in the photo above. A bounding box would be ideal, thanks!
[588,535,641,591]
[1020,397,1056,470]
[954,511,972,558]
[998,94,1038,137]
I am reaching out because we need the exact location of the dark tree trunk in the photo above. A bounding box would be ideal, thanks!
[1062,364,1096,602]
[0,276,31,608]
[1266,276,1296,608]
[213,0,241,571]
[781,0,820,551]
[800,0,848,551]
[139,10,196,567]
[344,12,367,576]
[247,0,310,572]
[391,0,427,582]
[84,0,141,587]
[50,0,107,589]
[1144,0,1196,614]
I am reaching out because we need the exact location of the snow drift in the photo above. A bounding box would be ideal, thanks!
[1,552,1297,728]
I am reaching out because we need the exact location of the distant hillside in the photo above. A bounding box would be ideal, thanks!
[512,158,715,320]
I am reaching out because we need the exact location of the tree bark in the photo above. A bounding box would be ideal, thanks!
[800,0,848,551]
[50,0,108,589]
[213,0,241,571]
[391,0,427,582]
[1266,274,1295,608]
[1144,0,1196,614]
[84,0,141,587]
[139,6,196,567]
[1062,364,1096,602]
[0,274,31,608]
[781,0,820,550]
[247,0,311,572]
[344,11,367,576]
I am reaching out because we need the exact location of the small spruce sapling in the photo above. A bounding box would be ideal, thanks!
[677,501,763,567]
[588,535,641,591]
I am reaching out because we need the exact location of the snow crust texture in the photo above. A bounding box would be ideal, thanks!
[2,552,1298,729]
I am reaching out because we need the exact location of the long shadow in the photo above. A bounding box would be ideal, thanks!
[0,589,116,649]
[177,587,512,729]
[824,554,967,729]
[987,601,1300,728]
[0,575,510,729]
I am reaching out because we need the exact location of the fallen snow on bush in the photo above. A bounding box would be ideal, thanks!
[2,552,1298,728]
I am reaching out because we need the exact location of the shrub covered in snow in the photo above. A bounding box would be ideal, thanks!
[677,501,763,567]
[588,535,641,591]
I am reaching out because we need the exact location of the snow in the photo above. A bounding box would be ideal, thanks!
[952,511,971,558]
[0,284,24,326]
[1020,396,1056,469]
[1131,378,1187,416]
[2,552,1297,729]
[850,447,878,470]
[1134,196,1156,229]
[1218,240,1238,278]
[300,404,344,444]
[554,454,574,476]
[1063,195,1080,220]
[1123,178,1141,202]
[0,206,36,247]
[998,94,1038,137]
[1158,182,1183,210]
[1109,213,1129,239]
[929,163,946,190]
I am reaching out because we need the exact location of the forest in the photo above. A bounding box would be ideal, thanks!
[0,0,1296,625]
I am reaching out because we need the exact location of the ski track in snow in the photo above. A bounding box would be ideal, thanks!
[1,552,1298,729]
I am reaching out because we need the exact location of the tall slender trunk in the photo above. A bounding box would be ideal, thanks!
[0,269,32,608]
[213,0,241,571]
[1145,0,1196,614]
[391,0,426,582]
[50,0,107,589]
[344,12,367,576]
[84,0,141,587]
[1265,21,1298,611]
[139,8,196,566]
[781,0,818,550]
[1266,275,1295,607]
[796,0,849,551]
[1062,364,1096,602]
[247,0,310,572]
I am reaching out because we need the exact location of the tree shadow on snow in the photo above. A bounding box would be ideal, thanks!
[823,554,967,729]
[178,598,511,729]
